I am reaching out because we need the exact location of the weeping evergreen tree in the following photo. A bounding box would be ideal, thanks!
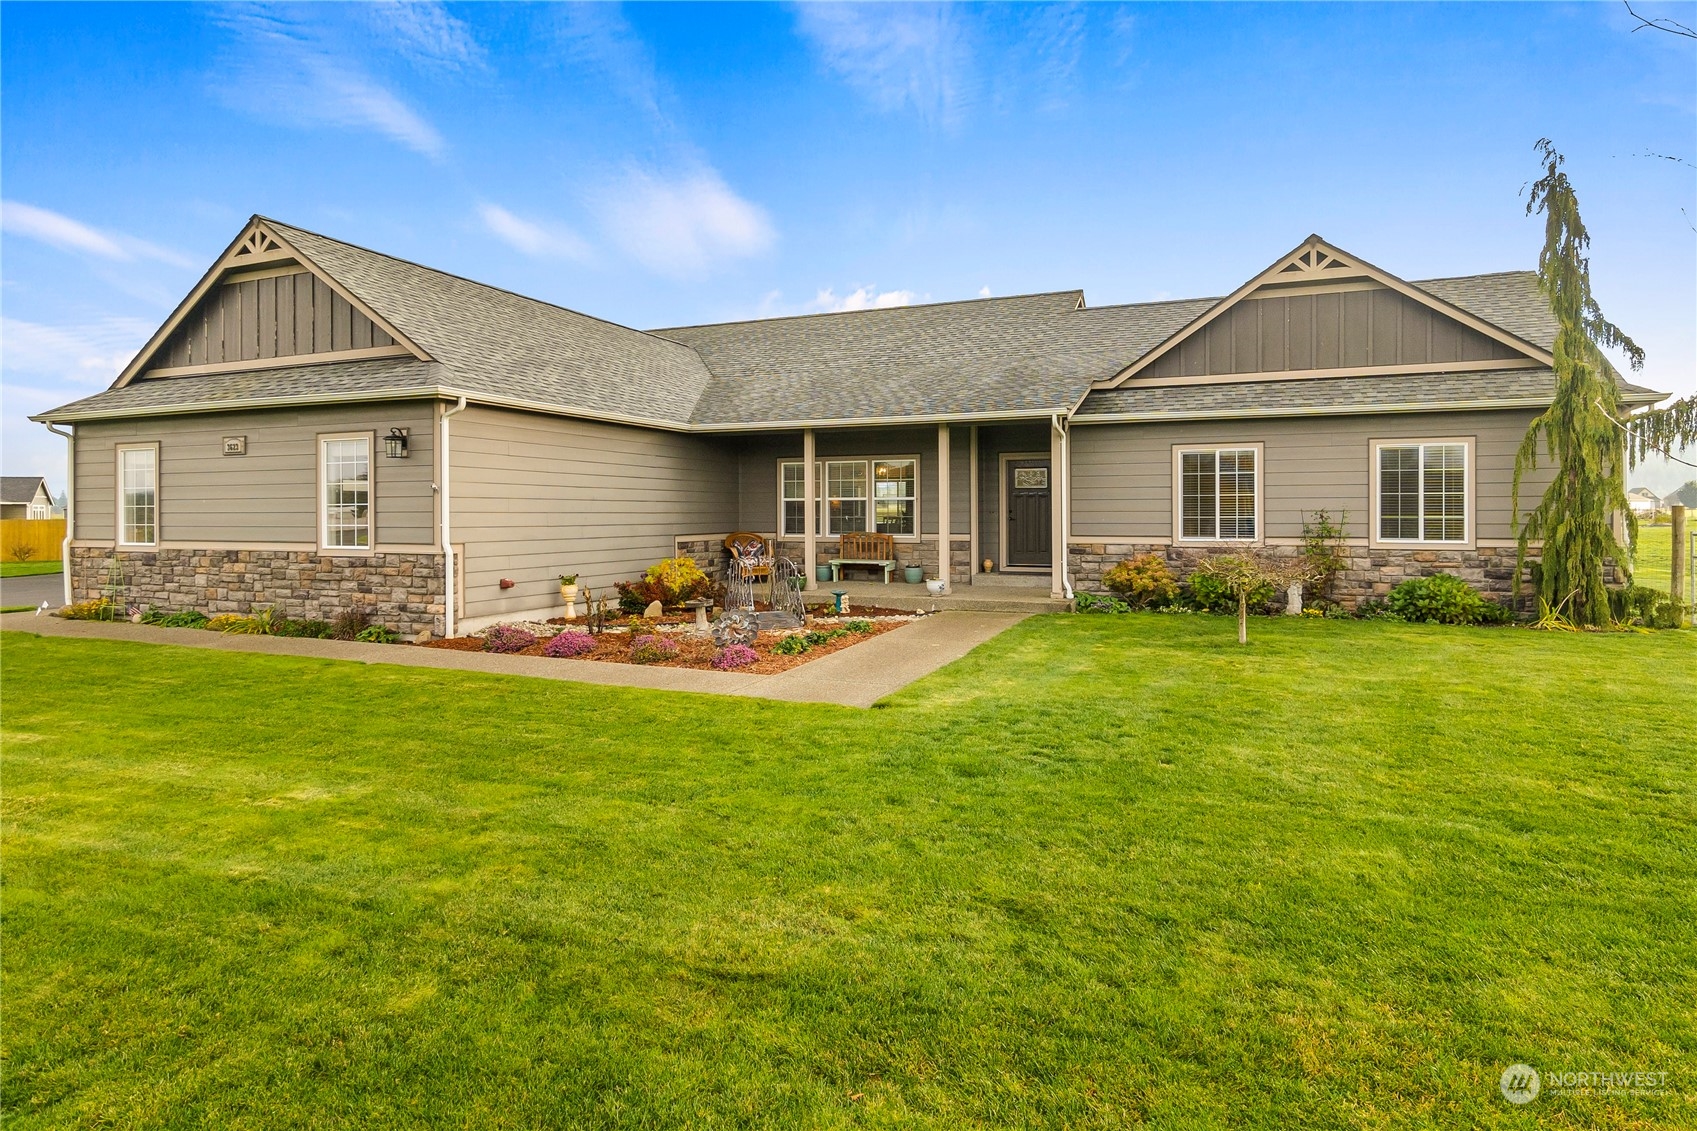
[1513,140,1647,626]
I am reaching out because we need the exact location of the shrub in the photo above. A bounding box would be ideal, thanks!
[204,613,246,632]
[803,628,847,647]
[140,608,210,629]
[629,633,679,664]
[543,630,595,658]
[483,624,538,653]
[843,618,874,634]
[614,577,669,613]
[275,618,332,638]
[1184,571,1274,615]
[222,606,281,635]
[1355,597,1398,620]
[1075,592,1132,614]
[8,544,38,563]
[1322,602,1353,620]
[60,599,115,621]
[711,643,759,670]
[355,625,402,644]
[329,608,369,641]
[1301,510,1349,604]
[1609,585,1687,629]
[1101,554,1179,609]
[1386,574,1511,626]
[642,557,712,606]
[772,634,811,655]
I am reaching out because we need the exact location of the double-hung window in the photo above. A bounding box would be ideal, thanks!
[1176,446,1258,541]
[1377,441,1467,543]
[321,434,372,550]
[779,458,919,538]
[116,444,158,546]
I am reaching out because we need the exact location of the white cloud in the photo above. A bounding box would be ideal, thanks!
[590,166,775,279]
[1,316,157,388]
[212,5,449,160]
[545,4,665,122]
[978,286,992,298]
[793,3,974,128]
[365,1,487,72]
[476,203,594,262]
[810,286,921,313]
[1,201,195,268]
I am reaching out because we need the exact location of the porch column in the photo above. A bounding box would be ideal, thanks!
[936,423,952,592]
[803,428,818,591]
[1050,415,1066,599]
[968,425,980,585]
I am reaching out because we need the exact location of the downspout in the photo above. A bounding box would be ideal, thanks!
[1052,413,1073,601]
[43,422,73,607]
[439,396,468,636]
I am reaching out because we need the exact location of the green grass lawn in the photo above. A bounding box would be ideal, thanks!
[4,617,1694,1128]
[0,560,61,578]
[1634,521,1691,597]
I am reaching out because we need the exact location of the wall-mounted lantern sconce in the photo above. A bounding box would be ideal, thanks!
[384,427,410,458]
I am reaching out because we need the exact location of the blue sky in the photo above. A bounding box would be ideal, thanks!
[4,1,1694,488]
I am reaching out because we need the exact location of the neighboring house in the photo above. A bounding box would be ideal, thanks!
[1,476,54,520]
[1627,486,1662,517]
[34,218,1666,635]
[1666,481,1697,510]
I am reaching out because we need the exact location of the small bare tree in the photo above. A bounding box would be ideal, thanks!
[8,544,38,564]
[1194,553,1318,645]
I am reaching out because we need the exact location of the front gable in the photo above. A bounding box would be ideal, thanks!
[1098,236,1553,389]
[113,218,427,387]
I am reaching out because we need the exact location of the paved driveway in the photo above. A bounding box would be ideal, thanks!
[0,572,65,611]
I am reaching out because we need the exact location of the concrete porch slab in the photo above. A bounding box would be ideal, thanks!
[802,579,1072,614]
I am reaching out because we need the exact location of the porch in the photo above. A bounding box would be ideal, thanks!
[801,575,1071,615]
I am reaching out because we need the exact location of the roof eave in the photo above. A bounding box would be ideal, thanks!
[1070,396,1558,425]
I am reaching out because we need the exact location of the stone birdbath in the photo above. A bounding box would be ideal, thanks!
[684,598,713,633]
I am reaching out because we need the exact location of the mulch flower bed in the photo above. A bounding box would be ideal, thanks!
[418,616,914,674]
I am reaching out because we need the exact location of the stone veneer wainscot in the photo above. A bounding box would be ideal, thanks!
[70,547,446,637]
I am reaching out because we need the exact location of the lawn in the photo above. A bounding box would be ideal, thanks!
[0,561,61,578]
[3,617,1693,1128]
[1633,521,1690,597]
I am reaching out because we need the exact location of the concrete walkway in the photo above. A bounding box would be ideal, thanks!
[0,610,1029,709]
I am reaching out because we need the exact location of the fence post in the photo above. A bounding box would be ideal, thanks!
[1671,505,1687,619]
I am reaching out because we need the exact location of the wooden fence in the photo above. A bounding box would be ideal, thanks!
[1,518,67,563]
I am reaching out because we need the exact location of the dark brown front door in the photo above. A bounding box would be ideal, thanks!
[1005,458,1052,568]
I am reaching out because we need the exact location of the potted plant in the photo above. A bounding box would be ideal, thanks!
[903,564,924,584]
[815,564,832,582]
[559,574,579,601]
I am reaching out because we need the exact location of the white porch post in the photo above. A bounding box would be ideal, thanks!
[968,425,979,585]
[936,423,952,592]
[803,428,818,591]
[1050,414,1066,600]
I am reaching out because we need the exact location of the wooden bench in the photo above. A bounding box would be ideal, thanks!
[830,532,898,583]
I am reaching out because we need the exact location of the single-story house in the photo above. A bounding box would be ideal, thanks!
[1627,486,1662,517]
[34,218,1665,635]
[1,476,54,521]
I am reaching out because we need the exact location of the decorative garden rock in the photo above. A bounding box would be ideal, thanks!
[643,600,664,619]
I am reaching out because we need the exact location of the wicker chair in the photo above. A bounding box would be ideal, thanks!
[724,532,774,582]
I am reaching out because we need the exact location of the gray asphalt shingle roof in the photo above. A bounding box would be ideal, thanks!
[39,219,1614,428]
[1,476,49,504]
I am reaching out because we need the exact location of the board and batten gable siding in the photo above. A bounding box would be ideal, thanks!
[154,271,396,370]
[1069,409,1555,543]
[448,406,739,619]
[72,402,437,546]
[733,426,971,536]
[1137,287,1523,380]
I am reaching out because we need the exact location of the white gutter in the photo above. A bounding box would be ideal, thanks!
[439,396,468,637]
[1052,413,1073,601]
[1069,396,1561,425]
[43,422,73,607]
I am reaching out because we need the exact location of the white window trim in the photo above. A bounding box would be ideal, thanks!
[777,455,922,541]
[1171,442,1264,544]
[1370,437,1474,548]
[318,431,376,555]
[114,442,160,548]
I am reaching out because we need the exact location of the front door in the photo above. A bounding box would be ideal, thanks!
[1005,458,1052,569]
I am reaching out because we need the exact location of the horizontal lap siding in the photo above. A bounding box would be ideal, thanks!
[73,402,436,545]
[450,407,738,618]
[1070,410,1553,542]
